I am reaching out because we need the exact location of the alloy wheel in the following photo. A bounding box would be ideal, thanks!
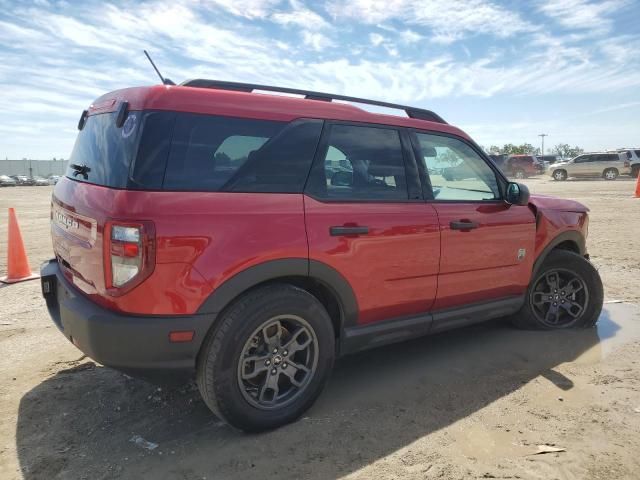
[237,315,319,410]
[529,268,589,328]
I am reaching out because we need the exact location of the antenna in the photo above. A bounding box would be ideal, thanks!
[143,50,175,86]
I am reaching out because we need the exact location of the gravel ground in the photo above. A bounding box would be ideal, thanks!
[1,177,639,480]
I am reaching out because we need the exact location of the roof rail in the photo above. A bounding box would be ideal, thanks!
[180,79,447,124]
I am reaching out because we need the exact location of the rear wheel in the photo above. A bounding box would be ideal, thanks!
[603,168,618,180]
[196,284,335,432]
[512,250,603,330]
[553,169,567,181]
[514,168,526,179]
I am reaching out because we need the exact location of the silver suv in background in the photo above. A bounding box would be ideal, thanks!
[612,149,640,178]
[549,152,630,181]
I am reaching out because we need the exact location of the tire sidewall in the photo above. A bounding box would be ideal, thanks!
[524,251,603,329]
[204,286,335,431]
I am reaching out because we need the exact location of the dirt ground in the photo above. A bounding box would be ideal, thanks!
[1,178,639,480]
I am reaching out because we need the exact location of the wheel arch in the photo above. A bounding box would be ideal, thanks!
[196,259,358,342]
[532,231,586,279]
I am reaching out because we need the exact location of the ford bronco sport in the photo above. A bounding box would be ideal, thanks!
[41,80,603,432]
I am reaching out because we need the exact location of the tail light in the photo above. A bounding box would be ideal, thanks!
[104,221,155,295]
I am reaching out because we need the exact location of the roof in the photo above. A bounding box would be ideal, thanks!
[88,84,470,140]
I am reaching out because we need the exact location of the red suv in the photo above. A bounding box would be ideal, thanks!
[41,80,603,432]
[504,154,545,178]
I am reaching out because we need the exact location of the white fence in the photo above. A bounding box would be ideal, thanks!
[0,160,68,177]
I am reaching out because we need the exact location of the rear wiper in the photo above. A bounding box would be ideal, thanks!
[70,163,91,179]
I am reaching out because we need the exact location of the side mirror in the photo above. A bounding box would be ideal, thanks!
[505,182,530,206]
[331,171,352,187]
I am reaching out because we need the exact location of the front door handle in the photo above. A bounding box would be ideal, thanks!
[450,220,479,231]
[330,226,369,236]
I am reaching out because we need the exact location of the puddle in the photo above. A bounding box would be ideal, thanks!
[575,302,640,364]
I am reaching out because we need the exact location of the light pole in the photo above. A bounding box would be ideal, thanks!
[538,134,548,158]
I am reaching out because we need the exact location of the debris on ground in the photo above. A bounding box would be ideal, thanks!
[129,435,158,451]
[532,445,566,455]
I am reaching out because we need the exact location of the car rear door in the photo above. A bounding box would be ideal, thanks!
[304,123,440,326]
[410,131,536,313]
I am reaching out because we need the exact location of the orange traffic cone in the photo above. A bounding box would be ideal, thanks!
[0,208,39,284]
[635,172,640,198]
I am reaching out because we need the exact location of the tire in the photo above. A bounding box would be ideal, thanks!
[514,168,526,179]
[603,168,618,180]
[511,250,603,330]
[196,284,335,432]
[553,169,567,181]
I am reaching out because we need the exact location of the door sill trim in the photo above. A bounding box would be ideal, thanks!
[340,295,524,355]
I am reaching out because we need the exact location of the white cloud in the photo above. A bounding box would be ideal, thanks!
[0,0,638,158]
[271,0,330,29]
[369,33,385,46]
[302,31,334,51]
[206,0,283,19]
[326,0,536,43]
[538,0,629,33]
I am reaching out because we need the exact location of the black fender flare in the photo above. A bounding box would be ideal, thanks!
[531,230,586,279]
[196,258,358,332]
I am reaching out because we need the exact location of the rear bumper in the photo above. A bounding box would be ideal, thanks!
[40,259,214,377]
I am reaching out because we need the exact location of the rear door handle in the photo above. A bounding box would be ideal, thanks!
[330,226,369,236]
[449,220,479,231]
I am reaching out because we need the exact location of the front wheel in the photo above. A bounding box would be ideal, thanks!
[603,168,618,180]
[514,169,526,179]
[196,284,335,432]
[553,169,567,181]
[512,250,603,330]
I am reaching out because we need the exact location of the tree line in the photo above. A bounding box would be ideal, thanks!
[485,143,585,158]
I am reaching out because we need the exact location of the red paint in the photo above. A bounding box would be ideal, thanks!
[432,203,536,309]
[88,85,470,140]
[51,85,592,326]
[304,197,440,324]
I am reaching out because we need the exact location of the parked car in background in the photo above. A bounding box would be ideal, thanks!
[504,155,544,179]
[10,175,35,186]
[612,149,640,178]
[0,175,17,186]
[48,175,61,185]
[549,152,630,181]
[536,155,559,170]
[488,154,508,168]
[33,176,50,186]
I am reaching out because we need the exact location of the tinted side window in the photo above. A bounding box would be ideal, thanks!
[163,115,321,193]
[130,111,176,189]
[635,150,640,157]
[305,124,408,201]
[415,133,500,201]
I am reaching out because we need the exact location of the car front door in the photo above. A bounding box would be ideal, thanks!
[411,131,536,314]
[570,155,592,176]
[304,123,441,326]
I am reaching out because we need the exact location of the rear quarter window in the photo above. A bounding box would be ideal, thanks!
[163,115,322,193]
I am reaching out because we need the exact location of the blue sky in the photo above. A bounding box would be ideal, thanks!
[0,0,638,159]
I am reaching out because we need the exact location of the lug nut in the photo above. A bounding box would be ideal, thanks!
[271,368,277,375]
[272,348,278,354]
[561,291,565,295]
[282,362,288,369]
[283,349,288,356]
[265,359,271,366]
[553,302,557,306]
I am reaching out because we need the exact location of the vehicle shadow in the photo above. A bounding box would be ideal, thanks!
[15,305,630,480]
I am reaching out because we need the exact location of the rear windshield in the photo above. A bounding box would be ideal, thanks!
[66,111,322,192]
[66,112,142,188]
